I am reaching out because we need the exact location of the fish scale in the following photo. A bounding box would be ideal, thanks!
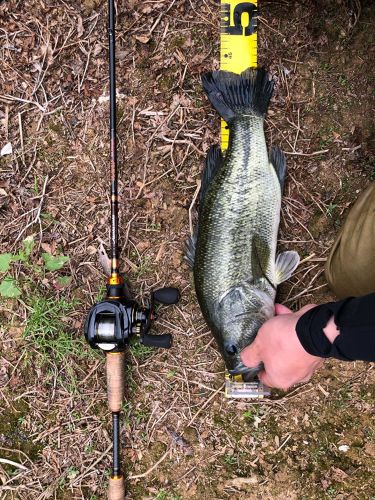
[195,116,280,306]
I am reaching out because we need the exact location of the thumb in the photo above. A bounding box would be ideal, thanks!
[275,303,292,315]
[240,341,262,368]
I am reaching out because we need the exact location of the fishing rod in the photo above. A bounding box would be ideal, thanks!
[84,1,180,498]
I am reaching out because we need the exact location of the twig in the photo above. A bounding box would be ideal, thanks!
[78,47,92,93]
[71,444,112,484]
[274,434,291,453]
[284,149,329,157]
[14,175,49,244]
[149,0,177,34]
[18,112,25,166]
[0,458,29,471]
[161,136,205,156]
[188,180,201,236]
[187,383,225,427]
[128,447,171,480]
[0,94,45,112]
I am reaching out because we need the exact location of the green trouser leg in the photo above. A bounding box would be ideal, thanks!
[325,182,375,299]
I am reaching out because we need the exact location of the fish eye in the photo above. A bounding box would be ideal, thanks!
[225,344,238,356]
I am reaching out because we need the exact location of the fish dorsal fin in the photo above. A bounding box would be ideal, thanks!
[200,145,223,208]
[269,146,287,192]
[184,147,223,269]
[184,146,223,269]
[184,229,197,269]
[274,251,300,285]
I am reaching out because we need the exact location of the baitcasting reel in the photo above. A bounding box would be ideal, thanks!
[84,283,180,352]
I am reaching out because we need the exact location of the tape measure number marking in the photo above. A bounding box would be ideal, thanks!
[220,1,258,150]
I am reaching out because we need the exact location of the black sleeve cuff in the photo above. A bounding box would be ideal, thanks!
[296,305,334,358]
[296,293,375,362]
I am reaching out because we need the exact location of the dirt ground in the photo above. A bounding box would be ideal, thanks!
[0,0,374,499]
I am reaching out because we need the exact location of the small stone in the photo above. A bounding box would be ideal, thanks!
[364,442,375,457]
[338,444,349,452]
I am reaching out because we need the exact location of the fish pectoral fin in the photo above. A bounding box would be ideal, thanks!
[200,145,223,208]
[184,229,197,269]
[274,251,300,284]
[251,235,273,285]
[269,147,286,192]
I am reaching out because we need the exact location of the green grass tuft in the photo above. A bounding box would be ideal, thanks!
[23,295,86,365]
[130,341,154,361]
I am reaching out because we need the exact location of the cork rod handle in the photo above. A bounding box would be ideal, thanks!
[106,352,125,412]
[108,475,125,500]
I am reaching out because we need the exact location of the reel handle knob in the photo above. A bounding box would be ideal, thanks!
[153,287,180,305]
[141,333,172,349]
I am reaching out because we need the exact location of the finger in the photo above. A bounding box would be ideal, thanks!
[240,342,262,368]
[258,369,291,391]
[257,369,275,388]
[298,303,318,315]
[275,303,292,315]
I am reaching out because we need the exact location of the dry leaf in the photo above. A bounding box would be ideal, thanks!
[1,142,12,156]
[41,242,52,254]
[155,243,165,262]
[93,44,102,56]
[135,35,150,44]
[364,442,375,457]
[224,476,258,489]
[87,245,97,255]
[77,15,84,37]
[331,467,348,482]
[98,243,111,276]
[165,428,193,456]
[41,43,54,66]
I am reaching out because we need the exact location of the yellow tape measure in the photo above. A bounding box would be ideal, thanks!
[220,1,258,151]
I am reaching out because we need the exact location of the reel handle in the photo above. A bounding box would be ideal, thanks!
[141,333,172,349]
[153,287,180,305]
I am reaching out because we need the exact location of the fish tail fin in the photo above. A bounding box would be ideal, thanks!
[201,68,274,122]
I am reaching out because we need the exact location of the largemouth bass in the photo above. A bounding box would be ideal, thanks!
[187,68,299,377]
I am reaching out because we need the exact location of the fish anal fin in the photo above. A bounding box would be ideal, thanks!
[274,251,300,285]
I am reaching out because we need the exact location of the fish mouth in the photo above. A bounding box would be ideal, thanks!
[228,362,263,381]
[228,362,252,376]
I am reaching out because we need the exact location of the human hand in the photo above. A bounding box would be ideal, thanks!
[240,303,326,391]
